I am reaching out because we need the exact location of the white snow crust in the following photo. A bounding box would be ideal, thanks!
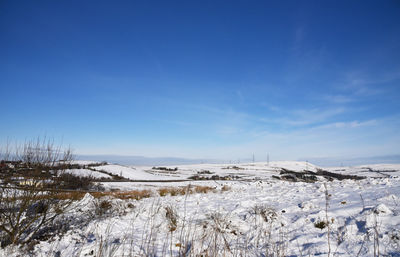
[2,161,400,256]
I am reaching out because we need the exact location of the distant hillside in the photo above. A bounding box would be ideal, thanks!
[77,154,400,167]
[300,155,400,167]
[76,154,224,166]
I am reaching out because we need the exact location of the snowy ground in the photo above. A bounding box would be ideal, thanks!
[79,161,400,182]
[2,161,400,256]
[84,161,323,183]
[326,163,400,178]
[64,169,112,179]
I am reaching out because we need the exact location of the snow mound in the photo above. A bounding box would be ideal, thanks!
[64,169,112,179]
[74,193,95,212]
[373,203,392,215]
[299,201,315,210]
[93,164,174,180]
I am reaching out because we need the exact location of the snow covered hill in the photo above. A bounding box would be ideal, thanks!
[67,160,400,183]
[2,161,400,256]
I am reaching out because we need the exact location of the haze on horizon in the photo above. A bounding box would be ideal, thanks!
[1,1,400,162]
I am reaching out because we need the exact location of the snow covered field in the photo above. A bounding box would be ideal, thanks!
[64,169,112,179]
[2,161,400,256]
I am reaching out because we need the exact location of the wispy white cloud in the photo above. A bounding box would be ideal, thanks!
[134,97,399,161]
[323,94,355,104]
[347,70,400,86]
[289,107,346,125]
[337,70,400,96]
[312,119,378,130]
[193,115,399,161]
[291,25,306,52]
[259,103,282,112]
[215,126,243,136]
[259,107,348,127]
[79,112,399,162]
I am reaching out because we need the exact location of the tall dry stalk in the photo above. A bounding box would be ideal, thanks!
[324,182,331,257]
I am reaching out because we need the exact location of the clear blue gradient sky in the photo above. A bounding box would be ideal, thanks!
[1,1,400,161]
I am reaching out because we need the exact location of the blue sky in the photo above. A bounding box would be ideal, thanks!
[1,1,400,161]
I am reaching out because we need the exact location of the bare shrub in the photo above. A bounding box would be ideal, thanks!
[165,206,178,232]
[0,185,73,248]
[252,204,277,223]
[94,200,113,217]
[200,211,236,256]
[0,138,75,248]
[314,220,328,230]
[56,173,94,190]
[15,137,73,171]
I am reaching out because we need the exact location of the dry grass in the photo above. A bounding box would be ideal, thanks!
[23,184,226,202]
[158,185,217,196]
[30,189,153,201]
[158,187,186,196]
[221,185,231,192]
[91,190,152,200]
[45,191,85,200]
[194,185,215,194]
